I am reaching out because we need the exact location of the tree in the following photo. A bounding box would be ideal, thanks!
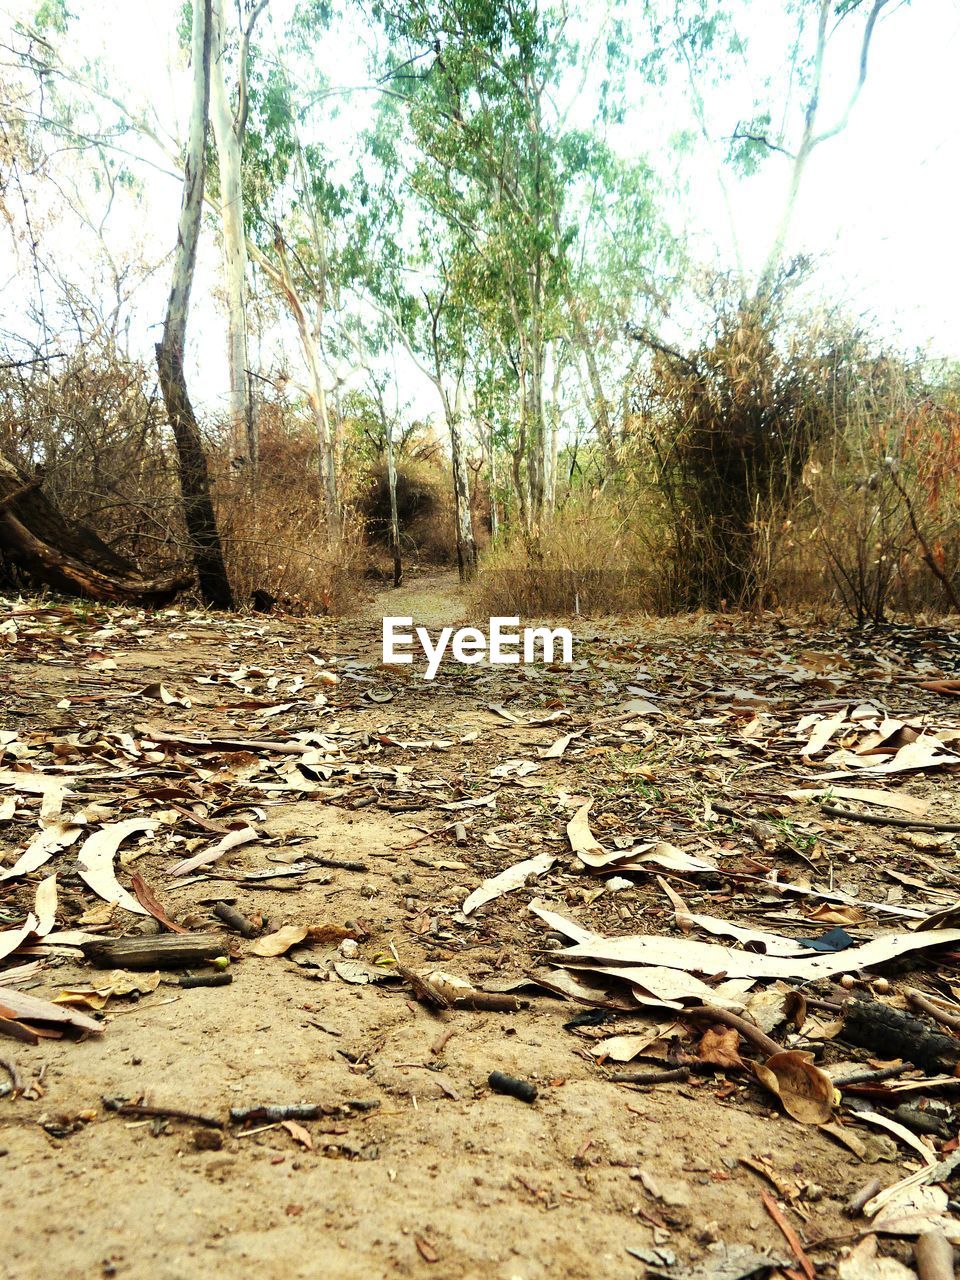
[208,0,269,468]
[155,0,234,609]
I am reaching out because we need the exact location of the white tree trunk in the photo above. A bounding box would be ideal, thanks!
[209,0,255,467]
[451,380,477,578]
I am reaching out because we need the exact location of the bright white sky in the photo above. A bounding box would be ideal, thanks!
[1,0,959,423]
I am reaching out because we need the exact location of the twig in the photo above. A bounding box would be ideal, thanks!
[179,972,233,989]
[102,1097,223,1129]
[213,901,261,939]
[683,1005,782,1058]
[430,1028,455,1057]
[229,1100,379,1125]
[0,1056,23,1096]
[820,804,960,833]
[888,468,960,613]
[609,1066,690,1086]
[831,1062,913,1087]
[760,1189,816,1280]
[309,855,369,873]
[905,989,960,1035]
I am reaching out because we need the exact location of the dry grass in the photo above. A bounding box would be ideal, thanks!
[471,496,669,618]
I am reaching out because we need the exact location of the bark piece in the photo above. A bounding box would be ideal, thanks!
[843,999,960,1074]
[80,933,226,970]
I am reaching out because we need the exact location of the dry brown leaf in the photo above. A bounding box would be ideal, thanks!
[280,1119,314,1150]
[803,707,849,756]
[0,913,38,963]
[752,1050,836,1124]
[786,786,929,817]
[0,821,82,882]
[168,825,259,878]
[130,873,188,934]
[34,874,57,937]
[556,923,960,981]
[250,925,309,957]
[414,1235,440,1264]
[588,1028,674,1062]
[804,902,865,926]
[696,1026,744,1069]
[566,800,610,866]
[0,985,103,1034]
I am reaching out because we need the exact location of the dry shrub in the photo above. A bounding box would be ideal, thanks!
[357,457,456,568]
[472,495,668,618]
[636,289,854,610]
[781,357,960,621]
[210,405,363,613]
[0,339,185,571]
[0,342,364,612]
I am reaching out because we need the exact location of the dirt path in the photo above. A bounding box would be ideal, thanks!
[2,585,959,1279]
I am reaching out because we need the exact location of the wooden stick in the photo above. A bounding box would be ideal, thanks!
[760,1189,816,1280]
[820,804,960,833]
[81,933,226,970]
[905,989,960,1035]
[610,1066,691,1086]
[683,1005,782,1058]
[213,901,260,939]
[102,1097,223,1129]
[831,1062,914,1087]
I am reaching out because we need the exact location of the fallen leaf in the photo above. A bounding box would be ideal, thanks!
[168,825,259,878]
[250,925,309,957]
[752,1051,836,1124]
[414,1235,439,1264]
[281,1119,314,1150]
[130,874,188,934]
[76,819,156,914]
[837,1233,918,1280]
[0,914,38,963]
[34,874,57,937]
[462,853,555,916]
[0,821,82,882]
[588,1029,673,1062]
[697,1026,744,1069]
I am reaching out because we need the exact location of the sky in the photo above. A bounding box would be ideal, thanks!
[1,0,959,424]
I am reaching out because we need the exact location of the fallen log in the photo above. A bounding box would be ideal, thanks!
[0,452,190,603]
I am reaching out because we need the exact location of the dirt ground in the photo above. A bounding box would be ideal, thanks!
[2,574,960,1280]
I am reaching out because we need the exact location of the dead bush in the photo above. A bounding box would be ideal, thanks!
[635,288,856,610]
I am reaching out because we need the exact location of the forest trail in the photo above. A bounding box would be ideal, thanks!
[2,591,960,1279]
[355,569,468,632]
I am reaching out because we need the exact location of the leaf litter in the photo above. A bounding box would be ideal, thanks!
[5,597,960,1271]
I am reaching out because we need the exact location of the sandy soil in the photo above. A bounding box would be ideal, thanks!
[1,575,957,1280]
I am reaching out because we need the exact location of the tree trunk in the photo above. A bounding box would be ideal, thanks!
[155,0,233,610]
[447,390,477,580]
[0,453,190,602]
[272,237,340,543]
[383,413,402,588]
[487,427,499,540]
[209,0,256,468]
